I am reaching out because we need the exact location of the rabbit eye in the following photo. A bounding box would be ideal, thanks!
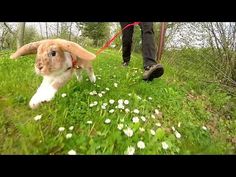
[50,51,56,57]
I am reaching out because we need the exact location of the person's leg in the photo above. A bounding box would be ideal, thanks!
[139,22,157,68]
[120,22,134,66]
[140,22,164,81]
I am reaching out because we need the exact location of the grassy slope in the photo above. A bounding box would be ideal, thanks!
[0,48,235,154]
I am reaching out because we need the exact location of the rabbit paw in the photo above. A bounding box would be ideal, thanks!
[29,86,57,109]
[89,74,96,83]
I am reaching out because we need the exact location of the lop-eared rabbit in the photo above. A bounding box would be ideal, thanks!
[10,38,96,109]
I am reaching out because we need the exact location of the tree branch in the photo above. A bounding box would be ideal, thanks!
[3,22,15,35]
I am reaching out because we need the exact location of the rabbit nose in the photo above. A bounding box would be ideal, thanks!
[37,64,43,70]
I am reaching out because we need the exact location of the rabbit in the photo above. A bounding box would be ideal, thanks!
[10,38,96,109]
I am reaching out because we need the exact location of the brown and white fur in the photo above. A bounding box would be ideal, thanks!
[10,38,96,109]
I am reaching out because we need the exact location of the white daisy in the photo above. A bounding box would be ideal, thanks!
[69,126,74,131]
[202,126,207,131]
[101,91,105,94]
[125,146,135,155]
[109,109,115,113]
[98,93,103,97]
[133,109,140,114]
[125,108,130,113]
[178,122,181,128]
[34,114,42,121]
[156,123,161,127]
[132,117,139,123]
[155,109,160,115]
[124,100,129,105]
[140,116,146,122]
[89,103,95,107]
[148,97,153,100]
[109,99,115,104]
[66,133,72,139]
[151,114,156,119]
[123,127,134,137]
[87,121,93,124]
[128,93,132,96]
[114,83,118,87]
[150,129,156,135]
[117,104,124,109]
[139,127,145,132]
[101,105,106,109]
[105,119,111,124]
[137,96,142,100]
[102,103,108,106]
[137,141,145,149]
[58,127,65,132]
[61,93,67,97]
[89,90,97,95]
[117,123,124,130]
[68,150,76,155]
[105,88,110,91]
[175,131,181,139]
[162,142,169,150]
[118,99,123,104]
[93,101,98,106]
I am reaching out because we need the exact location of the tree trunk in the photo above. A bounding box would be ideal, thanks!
[68,22,73,40]
[16,22,25,49]
[56,22,59,37]
[45,22,48,39]
[39,23,43,38]
[156,22,168,63]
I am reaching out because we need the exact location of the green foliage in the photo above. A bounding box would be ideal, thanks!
[58,22,72,40]
[81,22,111,47]
[76,36,94,48]
[1,25,41,50]
[132,26,142,53]
[24,26,42,44]
[111,23,122,50]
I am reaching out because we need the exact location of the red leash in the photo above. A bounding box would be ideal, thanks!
[95,22,141,56]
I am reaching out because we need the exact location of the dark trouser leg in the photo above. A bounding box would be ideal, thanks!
[139,22,157,69]
[120,22,134,63]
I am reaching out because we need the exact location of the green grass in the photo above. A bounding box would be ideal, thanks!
[0,48,235,154]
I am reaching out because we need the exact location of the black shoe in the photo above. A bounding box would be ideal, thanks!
[122,61,129,67]
[143,64,164,81]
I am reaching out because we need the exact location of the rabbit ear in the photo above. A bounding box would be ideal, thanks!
[10,41,43,59]
[55,39,96,61]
